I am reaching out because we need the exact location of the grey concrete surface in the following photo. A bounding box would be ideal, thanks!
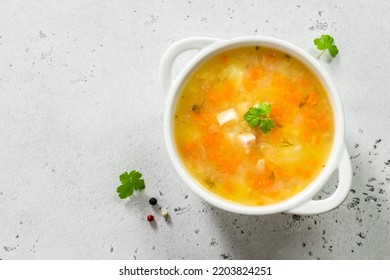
[0,0,389,259]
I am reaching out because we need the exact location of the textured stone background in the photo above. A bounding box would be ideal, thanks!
[0,0,389,259]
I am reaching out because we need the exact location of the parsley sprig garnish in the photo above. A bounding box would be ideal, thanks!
[116,170,145,199]
[314,34,339,59]
[243,103,274,134]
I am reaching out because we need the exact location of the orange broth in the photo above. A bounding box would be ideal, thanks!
[174,46,334,206]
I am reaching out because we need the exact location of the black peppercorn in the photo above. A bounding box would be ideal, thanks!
[149,197,157,205]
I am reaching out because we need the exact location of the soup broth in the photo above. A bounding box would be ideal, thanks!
[174,46,334,206]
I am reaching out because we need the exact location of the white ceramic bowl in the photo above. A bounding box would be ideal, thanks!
[160,36,352,215]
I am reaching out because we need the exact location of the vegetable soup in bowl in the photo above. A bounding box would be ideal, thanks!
[160,37,352,215]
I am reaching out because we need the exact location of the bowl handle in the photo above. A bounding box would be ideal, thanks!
[159,37,220,102]
[287,144,352,215]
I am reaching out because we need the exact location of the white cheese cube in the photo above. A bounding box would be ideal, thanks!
[217,109,238,126]
[238,132,256,148]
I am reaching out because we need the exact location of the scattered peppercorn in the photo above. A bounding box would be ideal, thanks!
[149,197,157,205]
[162,210,169,220]
[147,215,154,222]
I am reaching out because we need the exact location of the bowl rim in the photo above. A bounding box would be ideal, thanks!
[163,36,345,215]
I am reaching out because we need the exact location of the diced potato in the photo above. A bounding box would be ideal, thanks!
[236,102,250,116]
[256,159,266,173]
[221,64,245,84]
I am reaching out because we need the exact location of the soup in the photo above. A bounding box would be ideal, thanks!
[174,46,334,206]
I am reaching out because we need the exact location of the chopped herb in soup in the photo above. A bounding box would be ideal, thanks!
[174,46,334,206]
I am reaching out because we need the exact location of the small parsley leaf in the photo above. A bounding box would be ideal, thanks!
[255,102,271,115]
[117,170,145,199]
[243,107,262,127]
[259,119,274,134]
[314,34,339,58]
[243,102,274,134]
[328,44,339,57]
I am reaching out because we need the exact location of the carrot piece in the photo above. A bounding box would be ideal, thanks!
[272,73,291,92]
[222,82,235,100]
[201,133,220,148]
[204,135,243,174]
[306,118,319,130]
[313,135,322,146]
[286,91,304,106]
[209,152,241,174]
[270,104,284,124]
[317,113,332,131]
[179,142,198,157]
[219,159,237,174]
[243,67,263,91]
[207,82,235,102]
[250,67,262,80]
[270,104,283,117]
[245,160,276,191]
[243,77,255,91]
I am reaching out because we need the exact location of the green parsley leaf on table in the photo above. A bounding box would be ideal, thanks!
[243,103,274,134]
[313,34,339,58]
[117,170,145,199]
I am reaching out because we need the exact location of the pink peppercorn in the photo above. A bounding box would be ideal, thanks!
[147,215,154,222]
